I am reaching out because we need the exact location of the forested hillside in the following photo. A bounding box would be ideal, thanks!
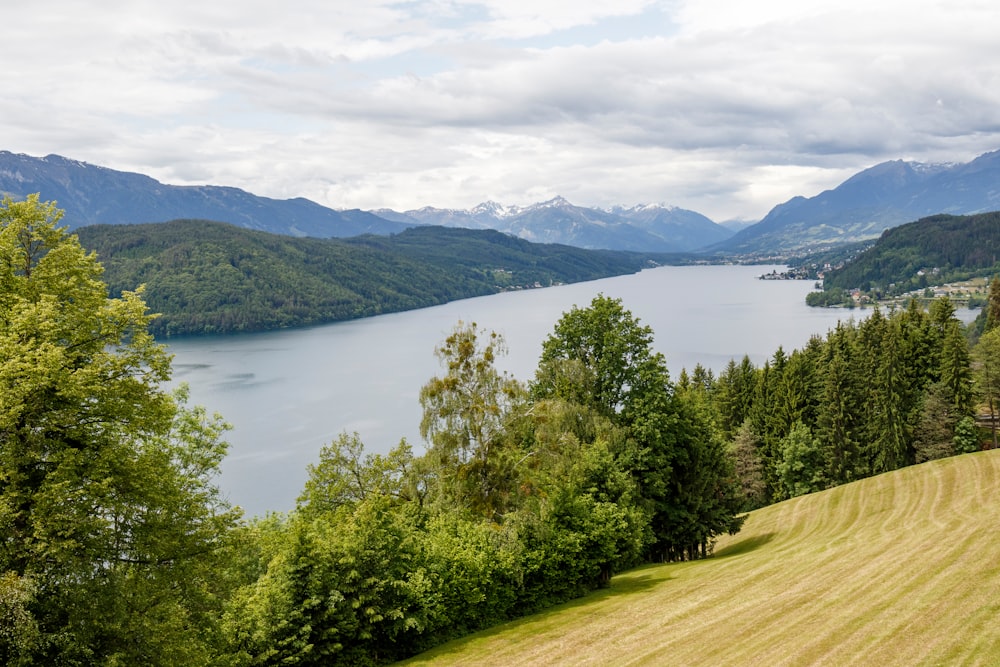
[807,211,1000,305]
[76,220,674,336]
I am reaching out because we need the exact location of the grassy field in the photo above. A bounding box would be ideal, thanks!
[401,450,1000,666]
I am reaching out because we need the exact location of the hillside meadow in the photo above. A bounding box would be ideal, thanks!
[402,450,1000,666]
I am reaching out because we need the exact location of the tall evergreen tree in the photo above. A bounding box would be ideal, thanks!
[815,322,862,484]
[974,328,1000,449]
[985,276,1000,335]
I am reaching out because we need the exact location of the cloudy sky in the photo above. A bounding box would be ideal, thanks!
[5,1,999,221]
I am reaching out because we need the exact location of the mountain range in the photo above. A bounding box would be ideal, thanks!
[0,151,409,237]
[375,197,732,252]
[0,151,729,252]
[3,149,1000,256]
[712,150,1000,256]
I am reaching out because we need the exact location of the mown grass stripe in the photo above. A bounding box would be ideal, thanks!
[401,450,1000,666]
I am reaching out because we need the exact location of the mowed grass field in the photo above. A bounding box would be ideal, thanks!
[401,450,1000,666]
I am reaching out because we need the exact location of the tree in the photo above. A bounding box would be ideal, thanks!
[0,195,239,664]
[533,294,665,421]
[938,318,974,415]
[419,322,526,519]
[815,322,863,484]
[913,382,964,462]
[985,276,1000,335]
[728,420,767,511]
[297,433,422,518]
[973,327,1000,449]
[715,356,757,440]
[534,295,743,561]
[776,422,827,499]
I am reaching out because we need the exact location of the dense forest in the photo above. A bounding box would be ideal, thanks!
[806,211,1000,306]
[4,195,1000,665]
[75,219,680,336]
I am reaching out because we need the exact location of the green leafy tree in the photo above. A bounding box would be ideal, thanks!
[534,295,743,561]
[419,322,526,519]
[533,294,665,420]
[0,572,37,664]
[776,422,827,499]
[953,416,981,454]
[0,195,239,664]
[298,433,422,518]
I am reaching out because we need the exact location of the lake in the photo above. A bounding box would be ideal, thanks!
[165,264,877,516]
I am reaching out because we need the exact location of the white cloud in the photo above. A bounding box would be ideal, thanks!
[4,0,1000,221]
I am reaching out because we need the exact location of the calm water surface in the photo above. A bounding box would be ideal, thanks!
[166,264,875,516]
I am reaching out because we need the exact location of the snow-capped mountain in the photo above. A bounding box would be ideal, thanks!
[379,196,733,253]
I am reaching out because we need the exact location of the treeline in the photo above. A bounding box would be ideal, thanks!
[699,298,982,508]
[75,220,675,336]
[807,211,1000,305]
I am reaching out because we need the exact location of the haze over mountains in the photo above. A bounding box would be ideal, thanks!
[2,149,1000,256]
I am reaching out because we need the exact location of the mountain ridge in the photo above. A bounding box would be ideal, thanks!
[711,149,1000,255]
[378,196,732,252]
[0,151,731,252]
[5,148,1000,256]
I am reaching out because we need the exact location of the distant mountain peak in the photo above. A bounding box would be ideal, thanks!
[607,203,678,214]
[532,195,572,209]
[470,200,518,218]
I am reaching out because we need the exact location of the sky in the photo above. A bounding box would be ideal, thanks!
[4,1,1000,222]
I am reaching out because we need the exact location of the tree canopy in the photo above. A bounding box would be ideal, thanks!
[0,195,239,664]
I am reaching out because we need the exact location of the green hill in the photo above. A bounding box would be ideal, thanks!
[402,450,1000,666]
[75,220,676,336]
[807,211,1000,305]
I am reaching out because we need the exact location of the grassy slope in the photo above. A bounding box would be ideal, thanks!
[402,450,1000,666]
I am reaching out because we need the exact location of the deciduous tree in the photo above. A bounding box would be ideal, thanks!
[0,195,238,664]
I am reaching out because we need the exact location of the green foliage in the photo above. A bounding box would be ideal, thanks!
[805,286,851,307]
[298,434,421,519]
[727,421,768,511]
[0,573,37,664]
[534,295,744,562]
[0,196,239,664]
[227,499,432,666]
[419,323,527,519]
[973,327,1000,449]
[776,422,828,499]
[534,294,665,419]
[75,220,667,336]
[953,416,981,455]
